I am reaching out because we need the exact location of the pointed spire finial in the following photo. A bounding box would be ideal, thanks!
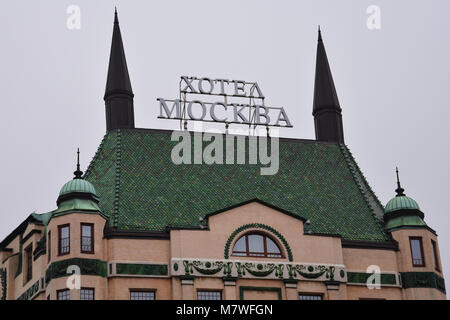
[104,7,135,131]
[74,148,83,179]
[395,166,405,196]
[312,26,344,143]
[114,7,119,24]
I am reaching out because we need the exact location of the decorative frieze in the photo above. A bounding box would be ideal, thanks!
[171,258,346,282]
[17,279,40,300]
[45,258,107,283]
[113,262,168,277]
[400,272,446,294]
[347,271,400,287]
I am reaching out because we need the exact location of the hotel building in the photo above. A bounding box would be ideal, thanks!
[0,11,446,300]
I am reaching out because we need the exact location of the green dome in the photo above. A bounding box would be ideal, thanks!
[385,196,420,213]
[59,178,98,198]
[54,178,101,214]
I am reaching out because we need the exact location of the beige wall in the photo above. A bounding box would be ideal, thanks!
[0,202,446,300]
[107,239,170,263]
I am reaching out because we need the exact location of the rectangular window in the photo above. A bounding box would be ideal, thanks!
[47,231,51,262]
[25,244,33,283]
[299,294,323,300]
[81,223,94,253]
[80,288,95,300]
[130,290,155,300]
[432,240,440,271]
[57,289,70,300]
[58,224,70,255]
[409,237,425,267]
[197,291,222,300]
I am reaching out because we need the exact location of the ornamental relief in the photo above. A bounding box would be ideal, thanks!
[171,258,346,282]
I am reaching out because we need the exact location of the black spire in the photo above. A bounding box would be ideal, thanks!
[74,148,83,179]
[312,27,344,143]
[104,8,135,131]
[395,167,406,197]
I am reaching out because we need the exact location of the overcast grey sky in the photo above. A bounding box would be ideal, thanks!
[1,0,449,291]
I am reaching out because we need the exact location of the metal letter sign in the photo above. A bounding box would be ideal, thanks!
[157,76,293,130]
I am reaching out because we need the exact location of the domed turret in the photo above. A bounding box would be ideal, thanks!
[53,149,101,214]
[385,195,420,213]
[384,168,426,230]
[57,178,99,205]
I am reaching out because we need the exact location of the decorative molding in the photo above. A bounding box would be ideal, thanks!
[33,238,46,261]
[45,258,107,284]
[400,272,446,294]
[347,271,400,287]
[224,223,293,261]
[21,229,42,244]
[171,258,346,282]
[17,279,40,300]
[103,228,170,239]
[113,262,168,277]
[181,279,194,285]
[341,240,399,251]
[112,129,122,228]
[325,280,340,290]
[204,199,307,224]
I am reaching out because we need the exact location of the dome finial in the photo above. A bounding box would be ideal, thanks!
[395,166,405,197]
[74,148,83,179]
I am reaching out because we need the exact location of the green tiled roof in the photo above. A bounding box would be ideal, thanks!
[84,129,390,242]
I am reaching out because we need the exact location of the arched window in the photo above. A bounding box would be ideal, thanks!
[232,233,282,258]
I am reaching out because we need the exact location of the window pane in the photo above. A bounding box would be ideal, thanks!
[130,291,155,300]
[233,237,246,252]
[248,234,264,253]
[57,290,70,300]
[81,224,93,252]
[59,225,70,255]
[82,225,92,237]
[410,239,424,265]
[80,288,94,300]
[266,237,281,254]
[197,291,221,300]
[61,226,69,238]
[299,294,322,300]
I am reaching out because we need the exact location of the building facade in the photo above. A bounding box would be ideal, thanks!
[0,11,446,300]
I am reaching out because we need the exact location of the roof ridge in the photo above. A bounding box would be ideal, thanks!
[112,129,122,228]
[339,144,388,240]
[117,128,341,145]
[84,133,108,178]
